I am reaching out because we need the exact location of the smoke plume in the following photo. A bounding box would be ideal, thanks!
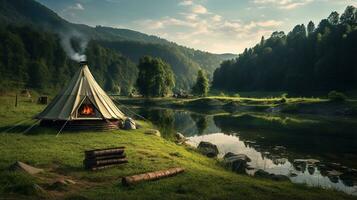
[59,29,88,62]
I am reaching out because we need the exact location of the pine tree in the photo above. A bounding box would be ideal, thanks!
[192,69,209,96]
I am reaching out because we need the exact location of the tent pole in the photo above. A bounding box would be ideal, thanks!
[1,118,34,134]
[21,119,40,134]
[56,119,69,137]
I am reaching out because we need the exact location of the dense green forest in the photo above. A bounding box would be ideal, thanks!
[212,6,357,94]
[0,25,137,94]
[0,0,235,93]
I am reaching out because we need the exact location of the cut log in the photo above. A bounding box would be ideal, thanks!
[84,158,128,168]
[122,167,185,186]
[85,147,125,157]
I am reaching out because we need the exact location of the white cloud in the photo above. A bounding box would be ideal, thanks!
[212,15,222,22]
[134,0,286,53]
[253,0,313,10]
[192,5,208,14]
[256,20,283,27]
[179,0,193,6]
[69,3,85,10]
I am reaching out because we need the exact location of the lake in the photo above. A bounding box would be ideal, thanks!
[126,106,357,196]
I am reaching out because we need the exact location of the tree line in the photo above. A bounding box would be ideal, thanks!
[212,6,357,94]
[0,25,137,94]
[0,24,209,97]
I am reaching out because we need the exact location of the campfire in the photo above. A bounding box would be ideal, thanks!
[79,104,95,116]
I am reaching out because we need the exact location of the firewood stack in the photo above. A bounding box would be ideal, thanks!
[84,147,128,171]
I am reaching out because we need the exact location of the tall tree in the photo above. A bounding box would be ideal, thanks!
[192,69,209,96]
[328,11,340,25]
[136,56,175,97]
[307,21,316,36]
[340,5,357,24]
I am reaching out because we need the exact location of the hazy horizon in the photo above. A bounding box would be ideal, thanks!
[38,0,357,54]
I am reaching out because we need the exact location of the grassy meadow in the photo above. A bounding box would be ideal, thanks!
[0,94,357,200]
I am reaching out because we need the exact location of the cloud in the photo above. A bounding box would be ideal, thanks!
[135,0,285,53]
[253,0,313,10]
[256,20,283,27]
[69,3,85,10]
[179,0,193,6]
[212,15,222,22]
[192,5,208,14]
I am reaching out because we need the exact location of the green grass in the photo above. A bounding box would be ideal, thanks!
[0,95,356,200]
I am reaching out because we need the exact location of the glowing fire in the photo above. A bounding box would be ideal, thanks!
[80,104,94,116]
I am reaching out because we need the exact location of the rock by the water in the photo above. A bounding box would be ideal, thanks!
[223,152,251,174]
[254,169,290,182]
[144,129,161,137]
[224,152,251,162]
[197,141,219,158]
[273,146,286,151]
[175,132,187,143]
[327,170,343,177]
[9,161,44,175]
[307,165,315,175]
[340,169,357,187]
[123,118,136,130]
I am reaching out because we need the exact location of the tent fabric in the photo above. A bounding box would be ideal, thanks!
[36,64,125,121]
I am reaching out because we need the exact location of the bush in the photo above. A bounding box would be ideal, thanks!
[328,91,347,102]
[219,92,226,97]
[233,93,240,98]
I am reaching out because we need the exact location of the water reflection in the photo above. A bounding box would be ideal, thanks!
[130,107,357,195]
[188,133,357,196]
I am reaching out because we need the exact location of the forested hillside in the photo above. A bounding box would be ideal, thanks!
[213,6,357,93]
[0,25,137,94]
[0,0,235,93]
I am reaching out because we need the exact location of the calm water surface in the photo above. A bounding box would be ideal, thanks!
[127,106,357,195]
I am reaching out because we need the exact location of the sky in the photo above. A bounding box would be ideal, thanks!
[37,0,357,54]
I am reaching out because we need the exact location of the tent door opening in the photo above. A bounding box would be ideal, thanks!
[76,97,101,119]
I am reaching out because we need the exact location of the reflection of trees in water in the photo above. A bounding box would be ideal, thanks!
[138,108,176,139]
[213,114,357,155]
[190,114,208,135]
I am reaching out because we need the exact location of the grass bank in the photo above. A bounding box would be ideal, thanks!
[116,96,357,117]
[0,95,356,200]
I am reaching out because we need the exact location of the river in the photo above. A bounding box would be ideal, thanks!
[126,106,357,196]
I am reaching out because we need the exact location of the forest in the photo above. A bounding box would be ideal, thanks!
[0,25,138,94]
[212,6,357,94]
[0,0,234,94]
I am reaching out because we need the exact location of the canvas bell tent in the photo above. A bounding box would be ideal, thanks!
[36,61,126,130]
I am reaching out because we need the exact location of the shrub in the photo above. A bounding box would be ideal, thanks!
[219,92,226,97]
[279,98,287,104]
[328,91,347,102]
[233,93,240,98]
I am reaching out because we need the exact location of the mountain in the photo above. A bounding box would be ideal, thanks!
[212,6,357,94]
[0,0,236,92]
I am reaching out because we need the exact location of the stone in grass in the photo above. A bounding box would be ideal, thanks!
[9,161,44,175]
[223,152,251,174]
[145,129,161,137]
[254,169,290,182]
[48,179,76,191]
[197,141,219,158]
[175,132,187,143]
[123,118,136,130]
